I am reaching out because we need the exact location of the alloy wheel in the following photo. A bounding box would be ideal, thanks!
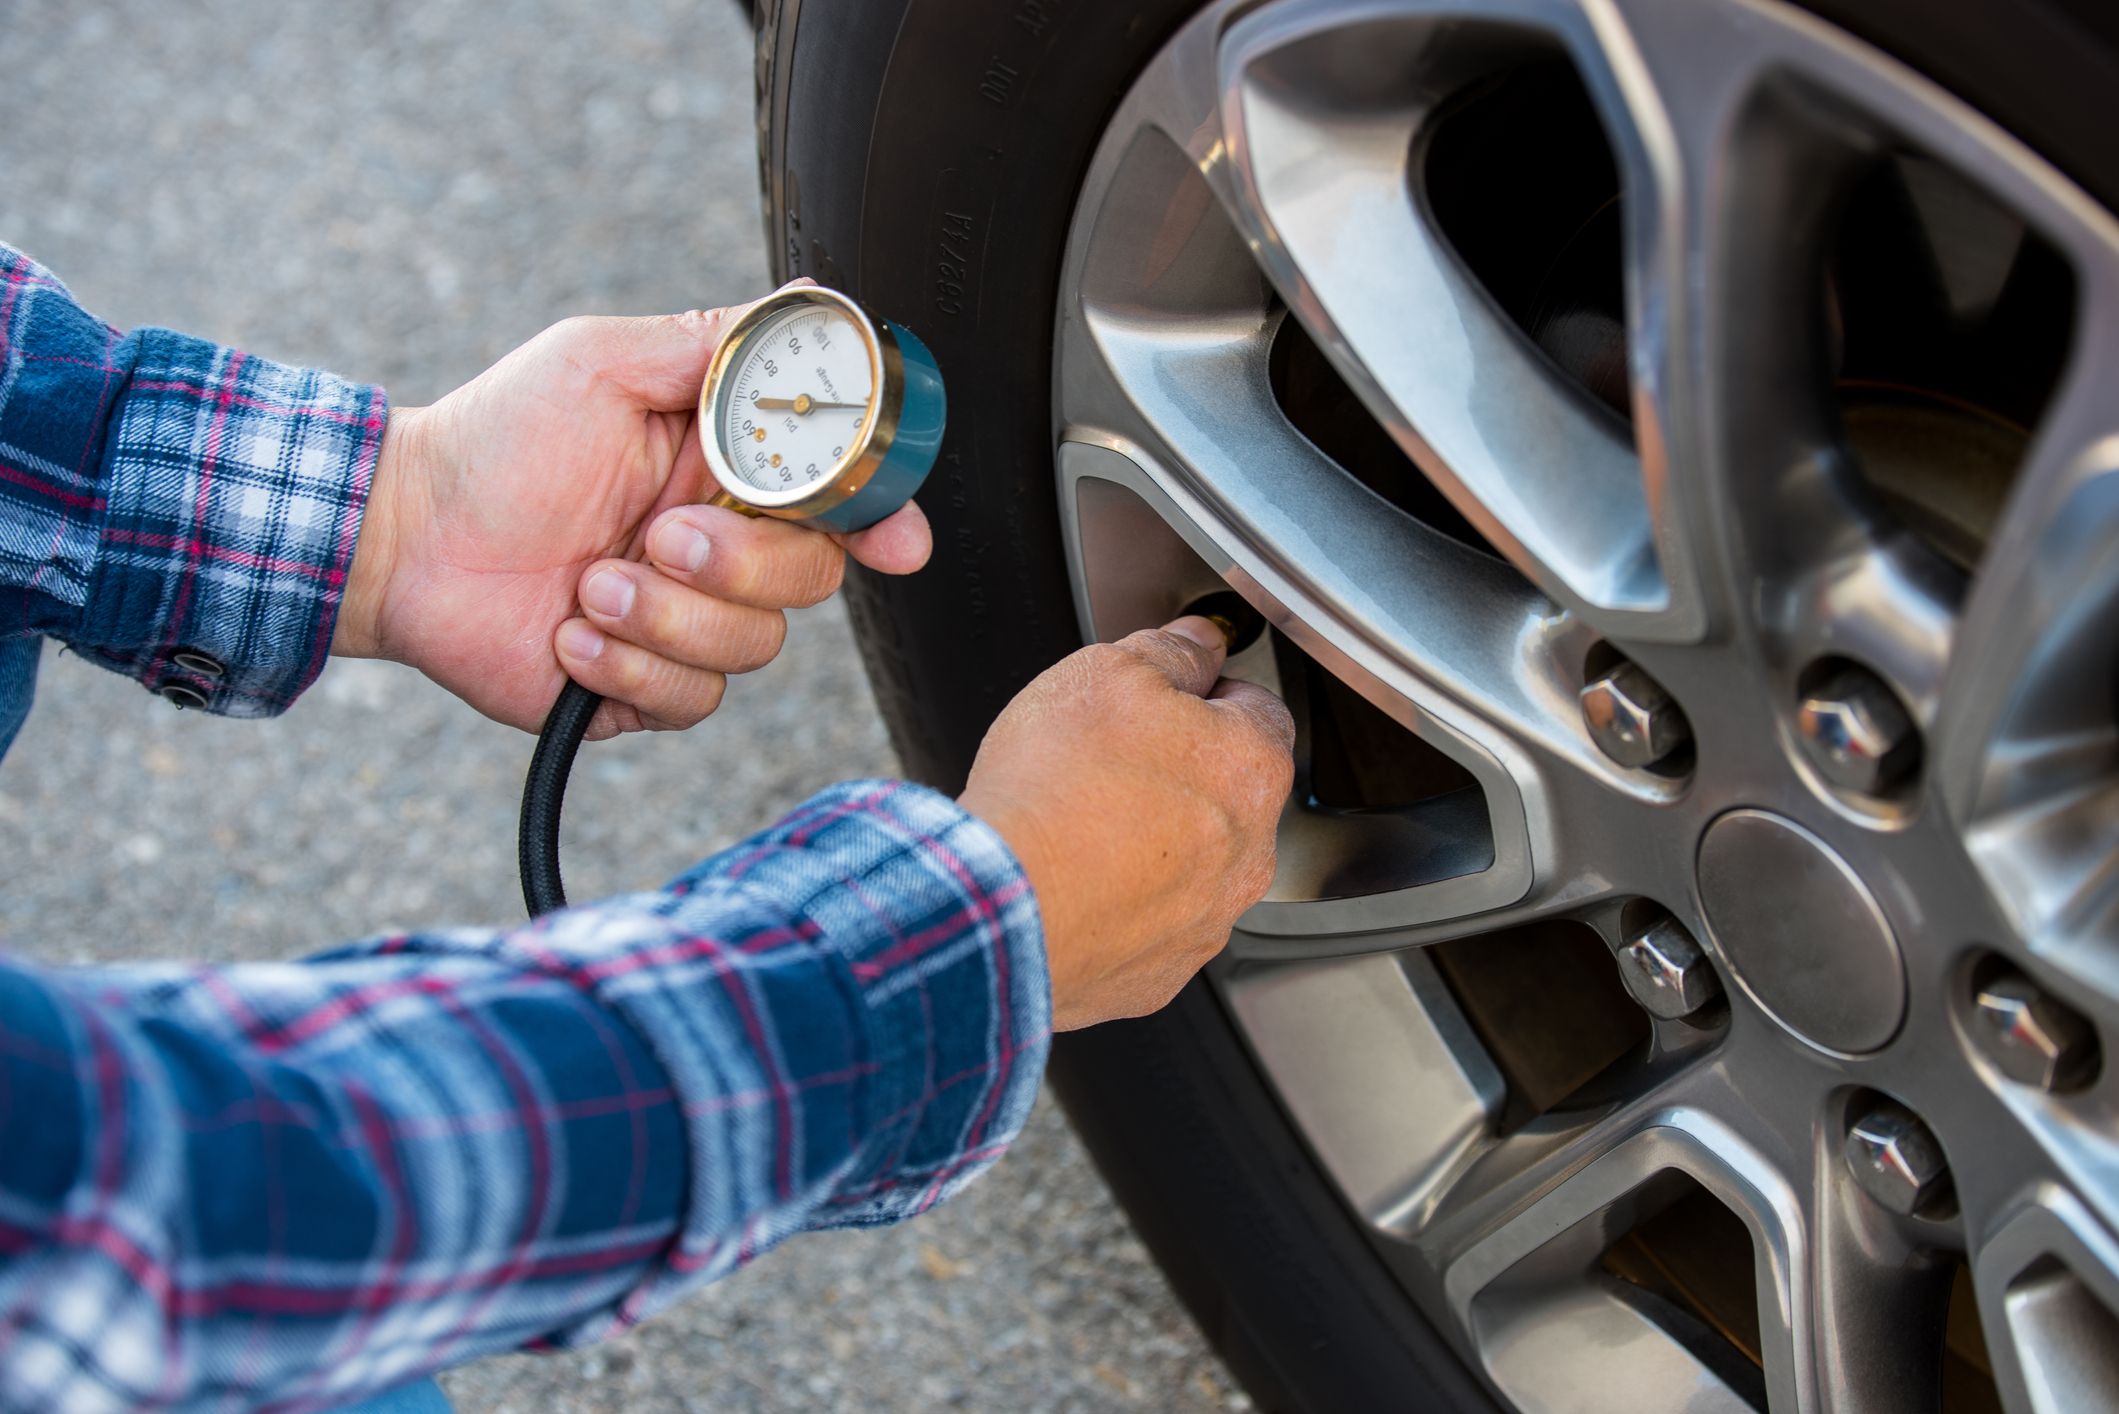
[1051,0,2119,1409]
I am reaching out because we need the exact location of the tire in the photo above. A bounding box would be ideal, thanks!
[754,2,2119,1409]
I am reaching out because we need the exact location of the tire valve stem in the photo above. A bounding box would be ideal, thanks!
[1182,591,1266,655]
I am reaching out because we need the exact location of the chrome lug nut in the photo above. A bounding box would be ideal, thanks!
[1617,916,1721,1020]
[1974,970,2099,1092]
[1581,660,1690,770]
[1844,1102,1950,1217]
[1797,664,1919,795]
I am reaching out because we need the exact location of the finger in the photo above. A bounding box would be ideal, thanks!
[584,696,728,740]
[1209,679,1298,754]
[577,561,788,673]
[555,619,729,730]
[586,698,642,742]
[549,308,748,412]
[831,500,933,577]
[555,279,823,413]
[1112,617,1229,698]
[645,504,847,608]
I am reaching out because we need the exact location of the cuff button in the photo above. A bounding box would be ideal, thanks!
[172,649,226,677]
[159,683,210,711]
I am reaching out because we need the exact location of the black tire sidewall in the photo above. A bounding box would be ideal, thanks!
[759,1,2119,1409]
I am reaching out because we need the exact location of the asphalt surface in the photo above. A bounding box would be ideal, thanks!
[0,3,1245,1409]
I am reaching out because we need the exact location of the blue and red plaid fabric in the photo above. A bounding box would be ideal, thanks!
[0,244,383,752]
[0,243,1051,1411]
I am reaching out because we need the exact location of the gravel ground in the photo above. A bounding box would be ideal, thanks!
[0,3,1243,1409]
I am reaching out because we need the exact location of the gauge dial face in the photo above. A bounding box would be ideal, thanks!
[715,302,877,498]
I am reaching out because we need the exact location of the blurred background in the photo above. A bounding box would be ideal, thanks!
[0,2,1244,1409]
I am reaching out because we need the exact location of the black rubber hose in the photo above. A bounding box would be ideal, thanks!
[519,679,603,916]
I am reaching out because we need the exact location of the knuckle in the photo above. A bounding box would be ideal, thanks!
[726,609,788,671]
[1058,643,1135,697]
[1076,642,1134,675]
[1090,640,1167,688]
[1245,766,1293,828]
[1114,627,1167,653]
[1115,627,1190,670]
[547,315,612,364]
[643,702,706,732]
[1236,855,1278,911]
[600,643,654,699]
[1254,695,1298,748]
[696,671,729,717]
[1224,707,1296,772]
[585,701,630,741]
[665,673,726,728]
[1196,758,1284,844]
[632,585,685,645]
[647,662,722,723]
[1181,790,1239,852]
[1248,734,1297,791]
[716,540,768,602]
[792,547,846,607]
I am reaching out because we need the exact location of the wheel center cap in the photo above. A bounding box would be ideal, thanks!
[1696,810,1906,1054]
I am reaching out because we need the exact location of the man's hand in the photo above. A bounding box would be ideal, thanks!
[960,618,1295,1031]
[332,297,931,738]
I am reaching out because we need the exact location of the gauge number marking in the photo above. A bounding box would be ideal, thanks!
[719,304,874,495]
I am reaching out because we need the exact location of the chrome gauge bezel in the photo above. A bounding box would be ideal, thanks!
[699,285,907,520]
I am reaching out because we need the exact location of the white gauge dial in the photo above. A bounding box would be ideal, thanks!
[716,303,876,496]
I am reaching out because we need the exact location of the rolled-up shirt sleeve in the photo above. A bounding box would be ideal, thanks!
[0,241,382,724]
[0,780,1050,1413]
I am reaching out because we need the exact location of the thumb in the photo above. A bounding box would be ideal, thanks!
[569,307,744,412]
[1113,616,1229,698]
[581,280,822,410]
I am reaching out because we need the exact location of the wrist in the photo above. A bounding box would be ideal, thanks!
[959,787,1052,917]
[959,787,1090,1024]
[333,405,421,660]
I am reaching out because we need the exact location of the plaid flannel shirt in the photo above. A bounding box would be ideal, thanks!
[0,244,1050,1411]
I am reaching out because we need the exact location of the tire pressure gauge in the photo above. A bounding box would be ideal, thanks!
[699,285,946,533]
[518,286,947,917]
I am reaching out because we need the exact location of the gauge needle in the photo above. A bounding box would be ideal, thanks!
[754,394,865,414]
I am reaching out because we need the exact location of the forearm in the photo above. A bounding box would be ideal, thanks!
[0,242,382,732]
[0,780,1047,1410]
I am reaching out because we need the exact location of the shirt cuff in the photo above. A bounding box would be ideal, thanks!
[71,327,385,717]
[749,779,1053,1226]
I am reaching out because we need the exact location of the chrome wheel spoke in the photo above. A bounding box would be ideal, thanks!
[1595,0,1912,657]
[1209,0,1671,632]
[1219,950,1507,1232]
[1419,1044,1963,1414]
[1800,1152,1959,1414]
[1590,0,2067,760]
[1053,76,1567,741]
[1933,319,2119,973]
[1418,1051,1810,1411]
[1972,1194,2119,1414]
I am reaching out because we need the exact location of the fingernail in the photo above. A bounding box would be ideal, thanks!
[582,568,636,618]
[652,517,711,573]
[1165,615,1226,649]
[557,620,606,661]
